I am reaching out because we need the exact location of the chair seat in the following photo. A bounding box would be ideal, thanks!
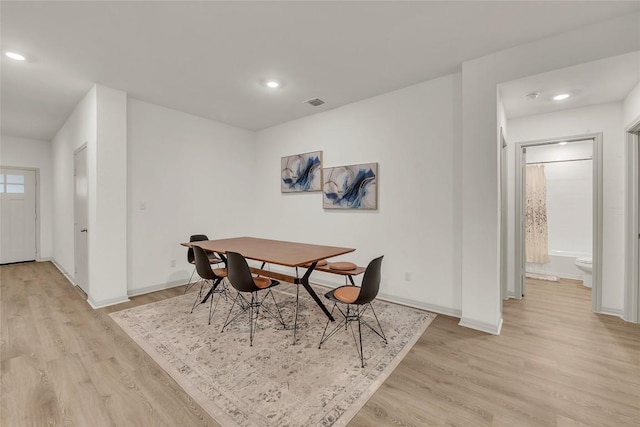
[328,261,357,271]
[254,276,271,289]
[329,286,360,304]
[213,268,227,277]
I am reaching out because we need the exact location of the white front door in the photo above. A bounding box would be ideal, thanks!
[0,168,37,264]
[74,146,89,293]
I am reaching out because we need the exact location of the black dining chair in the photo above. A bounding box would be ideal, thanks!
[318,256,386,367]
[184,234,223,294]
[221,251,286,346]
[191,245,229,324]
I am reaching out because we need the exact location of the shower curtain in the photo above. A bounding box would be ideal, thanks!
[525,165,550,264]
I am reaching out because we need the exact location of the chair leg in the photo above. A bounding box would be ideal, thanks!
[318,303,346,349]
[249,293,256,346]
[357,306,364,368]
[256,289,286,328]
[208,283,224,325]
[366,302,387,344]
[222,289,285,346]
[221,292,242,332]
[183,267,196,294]
[249,291,285,346]
[190,279,209,313]
[267,289,286,328]
[293,283,300,345]
[318,302,383,368]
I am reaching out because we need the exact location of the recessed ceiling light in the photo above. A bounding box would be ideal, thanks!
[558,141,568,145]
[553,93,571,101]
[5,51,26,61]
[524,91,540,100]
[265,80,280,89]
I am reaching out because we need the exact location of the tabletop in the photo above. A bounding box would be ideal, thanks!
[188,236,355,267]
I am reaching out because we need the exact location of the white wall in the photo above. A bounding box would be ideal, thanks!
[624,81,640,128]
[127,99,256,295]
[51,84,129,307]
[461,13,639,333]
[89,86,128,306]
[0,135,53,260]
[254,73,463,316]
[508,102,625,313]
[52,86,97,277]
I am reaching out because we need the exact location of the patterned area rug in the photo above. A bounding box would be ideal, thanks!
[110,282,435,426]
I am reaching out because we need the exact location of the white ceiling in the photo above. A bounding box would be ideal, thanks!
[500,51,640,119]
[2,1,639,141]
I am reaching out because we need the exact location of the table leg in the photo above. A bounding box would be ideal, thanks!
[348,275,356,287]
[291,262,335,345]
[299,262,335,321]
[293,278,300,345]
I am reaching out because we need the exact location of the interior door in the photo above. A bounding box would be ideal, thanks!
[74,146,89,293]
[0,168,37,264]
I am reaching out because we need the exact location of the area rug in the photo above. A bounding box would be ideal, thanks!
[110,282,435,426]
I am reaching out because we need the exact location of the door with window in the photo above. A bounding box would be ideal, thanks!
[0,168,37,264]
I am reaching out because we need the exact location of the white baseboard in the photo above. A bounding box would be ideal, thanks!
[599,307,624,319]
[307,276,460,317]
[376,292,461,318]
[88,295,131,309]
[458,316,503,335]
[260,264,461,318]
[128,280,187,297]
[50,259,78,287]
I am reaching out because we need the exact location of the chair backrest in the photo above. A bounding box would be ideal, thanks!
[193,245,218,280]
[226,251,259,293]
[355,256,384,305]
[187,234,209,264]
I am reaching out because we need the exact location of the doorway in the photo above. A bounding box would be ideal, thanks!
[0,168,37,264]
[514,134,603,312]
[74,145,89,293]
[625,123,640,322]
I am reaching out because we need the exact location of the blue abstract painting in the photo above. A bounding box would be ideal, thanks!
[281,151,323,192]
[323,163,378,209]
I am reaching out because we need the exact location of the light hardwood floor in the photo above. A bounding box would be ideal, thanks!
[2,262,639,426]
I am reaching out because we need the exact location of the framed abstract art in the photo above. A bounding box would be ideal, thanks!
[281,151,323,192]
[322,162,378,209]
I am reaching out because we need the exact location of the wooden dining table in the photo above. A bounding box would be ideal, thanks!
[183,237,356,338]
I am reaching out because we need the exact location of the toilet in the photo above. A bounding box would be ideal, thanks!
[574,257,592,288]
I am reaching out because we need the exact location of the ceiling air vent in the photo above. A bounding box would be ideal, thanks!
[305,97,325,107]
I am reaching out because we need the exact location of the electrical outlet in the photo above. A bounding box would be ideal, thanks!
[404,271,412,282]
[170,259,176,268]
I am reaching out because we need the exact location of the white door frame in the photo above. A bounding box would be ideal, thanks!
[514,133,603,313]
[500,127,508,300]
[0,166,40,262]
[625,119,640,323]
